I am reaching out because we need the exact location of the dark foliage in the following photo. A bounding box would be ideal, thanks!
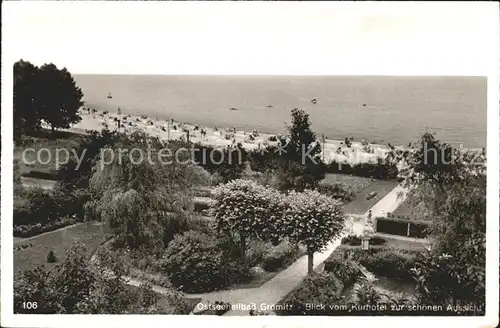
[192,142,248,183]
[158,231,250,293]
[275,273,344,315]
[327,157,399,180]
[324,256,363,288]
[14,60,83,141]
[375,217,431,238]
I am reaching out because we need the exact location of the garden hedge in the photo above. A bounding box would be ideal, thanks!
[375,217,430,238]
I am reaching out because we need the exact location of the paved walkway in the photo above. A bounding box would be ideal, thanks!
[364,184,407,218]
[110,184,408,316]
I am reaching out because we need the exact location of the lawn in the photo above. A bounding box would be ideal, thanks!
[377,235,429,251]
[391,199,413,219]
[14,222,111,273]
[15,129,84,178]
[323,173,398,214]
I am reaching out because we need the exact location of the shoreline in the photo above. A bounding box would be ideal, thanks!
[62,108,395,166]
[52,107,482,166]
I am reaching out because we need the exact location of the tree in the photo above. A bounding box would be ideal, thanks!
[14,266,63,314]
[13,60,84,139]
[37,63,83,133]
[211,179,282,258]
[401,134,486,311]
[57,129,119,191]
[403,132,463,187]
[14,242,95,314]
[87,132,210,248]
[192,142,248,183]
[400,132,466,218]
[14,60,41,140]
[276,108,325,191]
[411,232,485,314]
[280,190,345,273]
[14,242,190,314]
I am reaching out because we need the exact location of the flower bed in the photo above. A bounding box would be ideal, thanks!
[13,217,78,238]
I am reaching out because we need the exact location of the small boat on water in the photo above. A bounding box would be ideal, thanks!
[311,98,317,104]
[229,107,238,111]
[362,103,367,107]
[266,105,273,108]
[107,92,112,99]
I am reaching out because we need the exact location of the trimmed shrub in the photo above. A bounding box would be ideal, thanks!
[276,272,344,315]
[341,235,362,246]
[376,217,430,238]
[324,256,363,288]
[369,236,387,246]
[46,250,57,263]
[262,239,300,272]
[359,250,416,282]
[158,231,250,293]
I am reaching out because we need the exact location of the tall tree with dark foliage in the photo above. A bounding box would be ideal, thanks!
[13,60,84,140]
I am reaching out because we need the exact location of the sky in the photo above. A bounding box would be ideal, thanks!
[2,1,499,75]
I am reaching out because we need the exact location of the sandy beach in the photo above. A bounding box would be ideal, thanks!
[58,107,401,166]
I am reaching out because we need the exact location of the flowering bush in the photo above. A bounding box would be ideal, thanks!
[324,256,363,288]
[158,231,250,293]
[211,179,284,257]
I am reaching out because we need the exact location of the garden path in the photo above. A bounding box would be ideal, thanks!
[127,184,407,315]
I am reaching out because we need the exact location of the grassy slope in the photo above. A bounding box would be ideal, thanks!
[324,173,398,214]
[14,222,110,273]
[14,129,84,177]
[391,199,412,218]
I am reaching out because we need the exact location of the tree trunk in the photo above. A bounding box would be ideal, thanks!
[307,250,314,274]
[240,233,246,259]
